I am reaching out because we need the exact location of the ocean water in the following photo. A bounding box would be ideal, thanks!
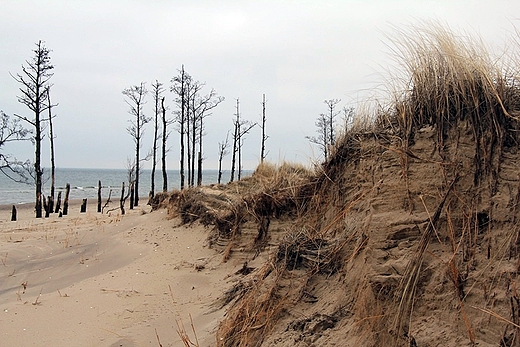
[0,168,252,205]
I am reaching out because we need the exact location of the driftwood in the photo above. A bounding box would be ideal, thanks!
[102,189,112,214]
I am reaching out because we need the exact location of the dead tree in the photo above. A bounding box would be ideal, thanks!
[12,40,55,218]
[54,191,61,213]
[324,99,341,147]
[120,182,126,215]
[123,82,149,207]
[187,80,204,187]
[171,66,190,190]
[217,132,230,184]
[230,99,255,182]
[80,198,87,213]
[46,86,57,213]
[126,158,136,210]
[0,111,31,182]
[63,183,70,215]
[196,89,224,186]
[306,113,330,160]
[149,80,164,200]
[97,180,102,213]
[161,97,169,192]
[237,121,255,181]
[230,99,240,183]
[260,94,268,163]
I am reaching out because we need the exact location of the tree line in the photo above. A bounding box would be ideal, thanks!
[0,41,353,217]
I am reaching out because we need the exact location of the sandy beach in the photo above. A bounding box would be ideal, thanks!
[0,199,232,346]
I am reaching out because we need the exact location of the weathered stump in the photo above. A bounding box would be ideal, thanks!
[63,183,70,215]
[45,196,51,218]
[11,205,17,221]
[54,191,62,213]
[130,182,135,210]
[97,180,102,213]
[120,182,126,215]
[80,198,87,213]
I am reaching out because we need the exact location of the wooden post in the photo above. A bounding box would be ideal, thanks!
[11,205,17,221]
[63,183,70,215]
[80,198,87,213]
[54,191,62,213]
[97,180,102,213]
[120,182,126,215]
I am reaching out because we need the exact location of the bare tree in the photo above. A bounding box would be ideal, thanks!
[46,86,57,213]
[196,89,224,186]
[187,80,204,187]
[306,113,330,160]
[171,66,190,190]
[217,132,230,184]
[324,98,341,146]
[260,94,268,163]
[149,80,164,200]
[12,40,54,218]
[123,82,149,207]
[161,97,169,192]
[230,99,255,182]
[230,99,240,183]
[0,111,31,181]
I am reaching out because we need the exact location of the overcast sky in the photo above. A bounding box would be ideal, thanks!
[1,1,519,170]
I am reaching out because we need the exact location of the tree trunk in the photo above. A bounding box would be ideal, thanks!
[161,97,168,192]
[191,105,196,187]
[151,83,160,199]
[134,140,140,207]
[238,136,242,181]
[186,106,191,187]
[218,153,223,184]
[130,182,135,210]
[197,116,203,186]
[230,99,239,183]
[197,152,203,186]
[80,198,87,213]
[55,191,61,213]
[120,182,126,215]
[35,115,42,218]
[47,86,56,214]
[97,180,102,213]
[45,196,51,218]
[180,67,186,190]
[63,183,70,215]
[11,206,17,222]
[260,94,266,163]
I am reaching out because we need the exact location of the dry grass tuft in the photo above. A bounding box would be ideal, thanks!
[384,22,520,186]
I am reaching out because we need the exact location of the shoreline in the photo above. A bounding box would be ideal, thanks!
[0,197,151,223]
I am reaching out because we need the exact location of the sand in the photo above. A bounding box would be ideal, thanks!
[0,199,231,347]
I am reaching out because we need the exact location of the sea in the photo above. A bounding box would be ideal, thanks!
[0,168,252,205]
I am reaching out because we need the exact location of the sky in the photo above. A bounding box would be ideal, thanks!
[1,0,519,170]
